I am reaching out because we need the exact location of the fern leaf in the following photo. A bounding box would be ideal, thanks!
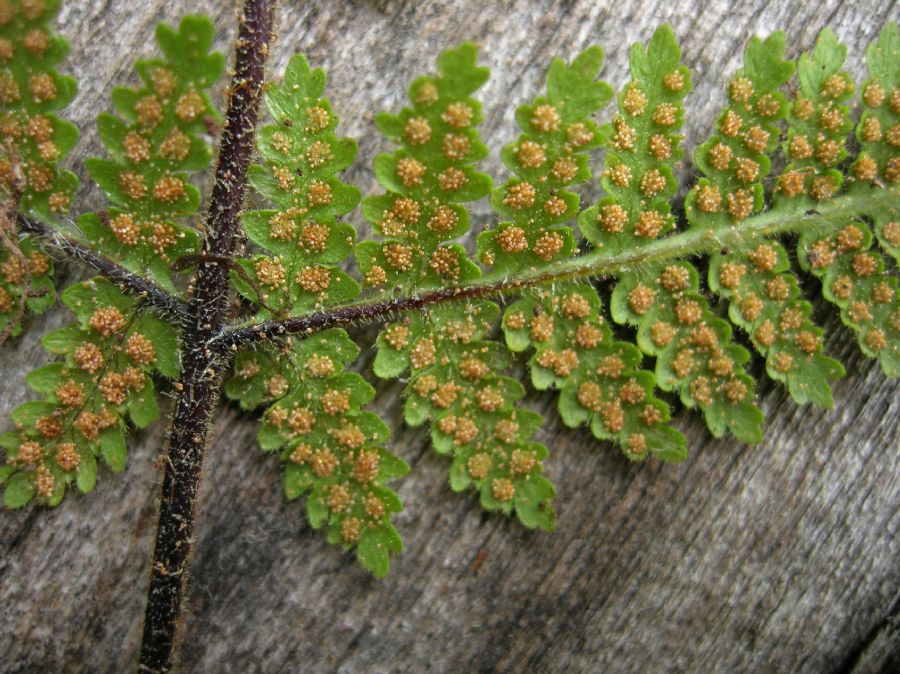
[1,15,224,506]
[376,300,556,529]
[78,15,224,291]
[0,236,54,339]
[779,25,899,377]
[363,44,557,530]
[228,330,407,577]
[687,31,845,407]
[1,278,177,507]
[573,26,762,442]
[855,20,899,261]
[478,32,686,461]
[579,26,688,255]
[356,42,490,290]
[856,20,900,279]
[234,53,361,317]
[502,283,686,461]
[477,45,609,272]
[0,0,79,338]
[226,53,406,576]
[3,9,896,586]
[0,0,78,219]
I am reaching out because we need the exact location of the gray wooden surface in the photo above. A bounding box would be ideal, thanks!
[2,1,898,672]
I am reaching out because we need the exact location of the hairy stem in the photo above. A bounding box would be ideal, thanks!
[215,188,899,352]
[138,0,275,671]
[16,214,188,321]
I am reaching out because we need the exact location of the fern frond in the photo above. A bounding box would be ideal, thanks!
[774,24,900,377]
[228,330,407,577]
[685,31,845,407]
[0,278,177,506]
[585,26,765,442]
[376,299,556,529]
[226,53,406,575]
[857,22,899,262]
[0,236,54,338]
[477,32,686,461]
[78,15,224,290]
[477,45,610,272]
[579,25,688,255]
[364,44,557,530]
[233,53,361,318]
[1,9,897,593]
[1,16,224,505]
[356,43,490,290]
[0,0,78,219]
[0,0,78,339]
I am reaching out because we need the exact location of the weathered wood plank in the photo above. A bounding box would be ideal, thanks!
[1,1,898,672]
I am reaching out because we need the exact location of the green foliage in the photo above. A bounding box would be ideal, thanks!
[503,283,686,461]
[227,329,408,577]
[79,15,224,290]
[0,0,78,338]
[687,30,845,407]
[376,300,556,530]
[482,31,685,461]
[0,236,54,338]
[477,45,610,272]
[234,53,361,316]
[1,277,177,507]
[356,42,490,291]
[2,15,224,507]
[778,27,899,376]
[364,44,557,531]
[0,0,78,219]
[578,26,764,442]
[226,54,406,574]
[1,9,898,582]
[579,25,689,255]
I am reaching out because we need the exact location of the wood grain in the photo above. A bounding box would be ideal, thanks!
[1,1,898,672]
